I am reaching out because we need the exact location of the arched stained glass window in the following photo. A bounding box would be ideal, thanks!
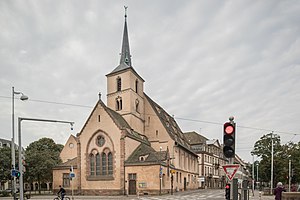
[96,153,101,175]
[90,154,95,176]
[108,152,113,175]
[102,152,107,175]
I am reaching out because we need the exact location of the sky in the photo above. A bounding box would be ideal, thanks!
[0,0,299,163]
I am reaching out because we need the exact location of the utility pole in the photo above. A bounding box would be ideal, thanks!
[288,159,291,192]
[271,131,274,194]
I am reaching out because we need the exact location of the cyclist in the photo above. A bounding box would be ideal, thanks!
[57,185,66,200]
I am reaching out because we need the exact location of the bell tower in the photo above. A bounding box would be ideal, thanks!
[106,7,145,134]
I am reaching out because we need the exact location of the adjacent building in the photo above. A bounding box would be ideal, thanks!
[184,132,228,189]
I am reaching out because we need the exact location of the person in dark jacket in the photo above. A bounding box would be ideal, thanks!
[57,185,66,200]
[274,182,286,200]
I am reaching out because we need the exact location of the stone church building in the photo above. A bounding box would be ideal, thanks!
[53,11,199,195]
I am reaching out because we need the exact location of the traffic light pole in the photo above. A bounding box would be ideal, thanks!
[18,117,74,200]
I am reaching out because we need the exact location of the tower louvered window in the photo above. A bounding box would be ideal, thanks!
[117,77,121,91]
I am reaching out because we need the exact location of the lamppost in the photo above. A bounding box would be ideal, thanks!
[159,146,162,195]
[11,87,28,200]
[288,157,291,192]
[271,132,274,194]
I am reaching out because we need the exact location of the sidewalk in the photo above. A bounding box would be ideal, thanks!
[248,189,274,200]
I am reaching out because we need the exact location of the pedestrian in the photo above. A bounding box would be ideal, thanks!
[274,182,286,200]
[57,185,66,200]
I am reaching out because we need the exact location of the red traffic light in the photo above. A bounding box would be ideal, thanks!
[224,122,234,134]
[225,184,230,189]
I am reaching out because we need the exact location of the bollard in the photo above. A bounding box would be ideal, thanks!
[259,191,262,200]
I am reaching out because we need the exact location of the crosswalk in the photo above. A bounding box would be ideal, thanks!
[137,190,224,200]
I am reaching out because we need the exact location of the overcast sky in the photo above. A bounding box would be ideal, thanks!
[1,0,299,163]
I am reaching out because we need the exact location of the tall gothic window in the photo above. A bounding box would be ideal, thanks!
[117,77,121,91]
[102,152,107,175]
[96,153,101,175]
[108,152,113,175]
[90,154,95,176]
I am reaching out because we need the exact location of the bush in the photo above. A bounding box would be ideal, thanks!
[0,190,10,197]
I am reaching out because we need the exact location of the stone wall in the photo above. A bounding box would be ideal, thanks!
[282,192,300,200]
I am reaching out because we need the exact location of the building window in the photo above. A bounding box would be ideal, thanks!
[116,97,123,111]
[108,152,113,175]
[96,135,105,147]
[89,150,113,179]
[98,115,101,122]
[128,173,136,180]
[117,77,121,91]
[96,153,101,175]
[62,173,70,187]
[135,99,139,113]
[90,154,95,175]
[135,79,138,93]
[102,152,107,175]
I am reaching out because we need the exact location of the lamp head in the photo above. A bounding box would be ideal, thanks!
[20,94,28,101]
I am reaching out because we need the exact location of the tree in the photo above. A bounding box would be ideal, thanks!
[0,147,12,183]
[252,133,300,188]
[24,138,63,193]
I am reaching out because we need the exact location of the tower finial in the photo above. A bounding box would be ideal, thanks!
[124,6,128,19]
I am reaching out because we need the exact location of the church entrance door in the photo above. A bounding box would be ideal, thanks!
[129,180,136,195]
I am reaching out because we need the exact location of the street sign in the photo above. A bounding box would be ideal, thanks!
[222,164,240,180]
[69,172,75,178]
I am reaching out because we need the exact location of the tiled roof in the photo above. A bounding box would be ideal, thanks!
[144,94,197,156]
[54,157,77,169]
[184,131,208,145]
[103,102,149,145]
[125,143,167,166]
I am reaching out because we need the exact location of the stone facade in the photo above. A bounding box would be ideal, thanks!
[52,11,198,195]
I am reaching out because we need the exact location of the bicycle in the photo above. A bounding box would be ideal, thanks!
[53,194,71,200]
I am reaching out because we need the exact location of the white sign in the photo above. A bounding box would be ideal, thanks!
[222,164,240,181]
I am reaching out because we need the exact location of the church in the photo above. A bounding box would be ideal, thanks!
[53,9,199,195]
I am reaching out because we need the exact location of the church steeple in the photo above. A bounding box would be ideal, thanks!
[120,6,132,67]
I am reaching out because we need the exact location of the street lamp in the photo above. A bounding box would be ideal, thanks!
[159,146,162,195]
[11,87,28,200]
[288,156,291,192]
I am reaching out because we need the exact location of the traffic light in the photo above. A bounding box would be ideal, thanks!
[223,122,235,158]
[225,183,230,200]
[15,170,21,179]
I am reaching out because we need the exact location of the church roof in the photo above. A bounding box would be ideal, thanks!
[53,157,77,169]
[144,94,197,157]
[184,131,208,145]
[125,143,168,166]
[77,100,149,145]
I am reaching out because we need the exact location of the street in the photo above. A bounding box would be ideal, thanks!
[2,189,275,200]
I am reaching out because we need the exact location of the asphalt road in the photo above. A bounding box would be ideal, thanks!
[2,189,275,200]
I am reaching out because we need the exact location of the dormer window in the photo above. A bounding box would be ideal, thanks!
[117,77,121,91]
[139,154,149,162]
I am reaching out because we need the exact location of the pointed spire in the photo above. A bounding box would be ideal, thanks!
[120,6,132,67]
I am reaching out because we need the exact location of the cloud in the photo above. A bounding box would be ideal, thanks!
[0,0,299,162]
